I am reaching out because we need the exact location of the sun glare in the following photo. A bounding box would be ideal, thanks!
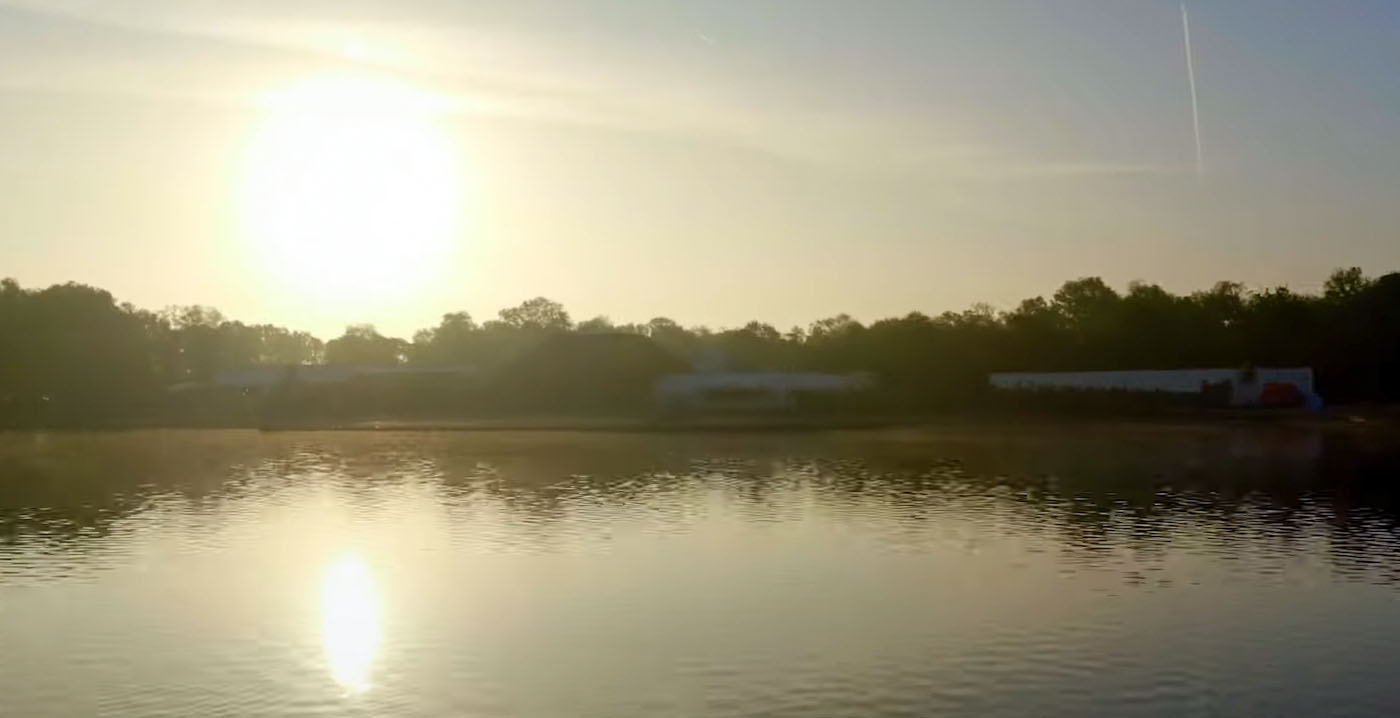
[240,75,462,306]
[321,552,381,692]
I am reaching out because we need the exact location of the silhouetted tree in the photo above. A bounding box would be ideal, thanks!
[325,324,406,365]
[1325,267,1372,302]
[576,316,617,333]
[0,281,156,424]
[2,265,1400,426]
[644,317,699,362]
[410,311,478,364]
[497,297,571,332]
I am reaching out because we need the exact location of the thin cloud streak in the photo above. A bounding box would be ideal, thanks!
[0,0,1182,182]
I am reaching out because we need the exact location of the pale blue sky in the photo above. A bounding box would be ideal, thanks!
[0,1,1396,337]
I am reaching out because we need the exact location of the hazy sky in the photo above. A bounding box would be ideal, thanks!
[1,0,1397,337]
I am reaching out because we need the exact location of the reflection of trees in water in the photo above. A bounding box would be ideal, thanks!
[926,428,1400,584]
[4,428,1400,584]
[0,433,228,540]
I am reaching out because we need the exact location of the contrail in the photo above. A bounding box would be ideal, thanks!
[1182,3,1203,176]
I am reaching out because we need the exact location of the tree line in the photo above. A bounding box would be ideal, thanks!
[2,268,1399,423]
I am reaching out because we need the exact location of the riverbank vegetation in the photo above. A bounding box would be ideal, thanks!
[2,268,1398,426]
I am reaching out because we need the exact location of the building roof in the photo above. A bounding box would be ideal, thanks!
[655,372,873,394]
[988,367,1313,394]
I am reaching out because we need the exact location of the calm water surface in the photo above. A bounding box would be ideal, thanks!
[2,427,1399,717]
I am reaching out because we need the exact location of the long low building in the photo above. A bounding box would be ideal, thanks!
[655,372,875,412]
[988,367,1317,407]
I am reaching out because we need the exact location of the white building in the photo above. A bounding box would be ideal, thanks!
[654,372,874,412]
[988,367,1316,407]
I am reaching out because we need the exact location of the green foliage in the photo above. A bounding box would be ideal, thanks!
[3,268,1400,426]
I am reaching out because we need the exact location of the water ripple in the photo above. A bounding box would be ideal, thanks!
[1,429,1400,716]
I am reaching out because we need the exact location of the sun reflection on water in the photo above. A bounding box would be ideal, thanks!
[321,552,381,692]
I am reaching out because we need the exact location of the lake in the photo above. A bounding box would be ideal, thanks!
[2,427,1399,717]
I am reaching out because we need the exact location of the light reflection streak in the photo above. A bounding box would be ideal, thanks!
[321,552,381,692]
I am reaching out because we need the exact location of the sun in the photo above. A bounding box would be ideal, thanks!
[239,74,463,306]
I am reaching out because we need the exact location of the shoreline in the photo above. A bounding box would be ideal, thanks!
[6,407,1398,435]
[262,409,1387,433]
